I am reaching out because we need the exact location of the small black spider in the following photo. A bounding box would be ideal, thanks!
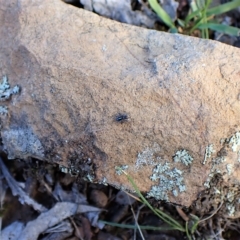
[115,113,129,123]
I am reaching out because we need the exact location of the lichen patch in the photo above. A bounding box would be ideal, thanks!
[173,149,193,166]
[147,162,186,201]
[135,143,161,169]
[203,144,215,165]
[0,75,20,114]
[228,131,240,152]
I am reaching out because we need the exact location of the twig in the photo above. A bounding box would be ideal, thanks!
[198,201,223,224]
[130,198,145,240]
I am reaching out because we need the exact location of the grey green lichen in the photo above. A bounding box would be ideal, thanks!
[204,168,222,188]
[226,203,235,217]
[203,132,240,188]
[85,173,95,182]
[134,146,193,201]
[135,143,161,169]
[203,144,215,164]
[115,165,129,175]
[212,156,226,164]
[98,177,108,186]
[226,190,236,217]
[228,131,240,152]
[173,149,193,166]
[2,128,45,159]
[59,165,79,176]
[226,164,233,175]
[0,106,8,115]
[0,75,20,114]
[147,162,186,201]
[59,165,96,182]
[226,190,235,203]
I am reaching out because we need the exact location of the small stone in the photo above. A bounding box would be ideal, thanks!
[89,189,108,208]
[115,191,136,205]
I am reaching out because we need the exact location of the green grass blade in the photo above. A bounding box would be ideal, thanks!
[177,19,186,28]
[189,17,205,33]
[185,221,192,240]
[124,172,185,231]
[189,214,200,234]
[207,0,240,16]
[199,0,212,38]
[99,220,180,231]
[190,0,199,12]
[190,220,199,234]
[154,208,185,230]
[184,9,202,24]
[196,0,206,10]
[148,0,177,31]
[198,23,240,36]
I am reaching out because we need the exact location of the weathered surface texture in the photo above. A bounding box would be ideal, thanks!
[0,0,240,206]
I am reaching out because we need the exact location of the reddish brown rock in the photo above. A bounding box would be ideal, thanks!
[0,0,240,207]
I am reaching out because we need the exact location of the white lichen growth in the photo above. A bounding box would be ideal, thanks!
[0,75,20,114]
[238,150,240,162]
[135,143,161,169]
[150,162,170,181]
[59,165,69,174]
[204,168,222,188]
[147,163,186,201]
[203,144,215,164]
[212,156,226,164]
[214,187,221,195]
[226,203,235,217]
[86,173,95,182]
[115,165,128,175]
[226,164,233,175]
[0,75,10,92]
[0,75,20,101]
[147,185,169,201]
[228,132,240,152]
[226,190,235,202]
[99,177,108,186]
[172,189,178,197]
[59,165,81,176]
[2,128,45,159]
[0,106,8,115]
[173,149,193,166]
[178,185,186,192]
